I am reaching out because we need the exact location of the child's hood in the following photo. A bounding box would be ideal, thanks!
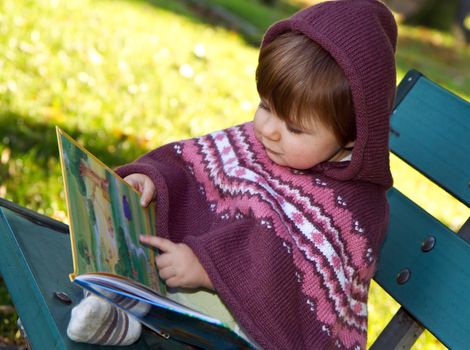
[262,0,397,188]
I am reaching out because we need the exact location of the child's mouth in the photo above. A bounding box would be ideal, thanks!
[265,146,281,156]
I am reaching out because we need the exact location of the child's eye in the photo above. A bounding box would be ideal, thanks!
[258,101,270,112]
[287,125,303,134]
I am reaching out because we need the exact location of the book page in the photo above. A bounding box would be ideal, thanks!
[76,273,222,326]
[75,274,257,349]
[57,127,163,293]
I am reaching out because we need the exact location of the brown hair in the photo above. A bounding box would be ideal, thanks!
[256,32,356,146]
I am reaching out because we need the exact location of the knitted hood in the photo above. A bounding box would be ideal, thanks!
[262,0,397,188]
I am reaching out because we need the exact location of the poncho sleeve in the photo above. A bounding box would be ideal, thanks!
[114,142,337,349]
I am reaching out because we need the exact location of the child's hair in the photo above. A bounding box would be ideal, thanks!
[256,31,356,147]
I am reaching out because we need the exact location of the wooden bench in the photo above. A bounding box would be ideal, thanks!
[0,69,469,349]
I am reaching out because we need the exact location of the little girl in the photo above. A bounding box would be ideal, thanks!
[68,0,397,348]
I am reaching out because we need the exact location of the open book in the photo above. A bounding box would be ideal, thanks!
[57,127,256,349]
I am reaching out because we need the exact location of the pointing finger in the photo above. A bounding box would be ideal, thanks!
[140,235,176,252]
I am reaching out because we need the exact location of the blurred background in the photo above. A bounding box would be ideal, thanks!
[0,0,469,348]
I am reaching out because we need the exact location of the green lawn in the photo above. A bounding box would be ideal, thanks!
[0,0,469,347]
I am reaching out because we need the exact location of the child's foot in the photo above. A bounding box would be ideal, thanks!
[67,295,142,345]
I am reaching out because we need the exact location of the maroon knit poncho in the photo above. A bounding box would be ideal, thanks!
[116,1,397,349]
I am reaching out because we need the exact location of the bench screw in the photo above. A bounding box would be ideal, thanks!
[397,268,411,285]
[54,291,72,305]
[421,236,436,252]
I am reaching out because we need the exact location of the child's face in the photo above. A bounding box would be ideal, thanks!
[253,101,348,170]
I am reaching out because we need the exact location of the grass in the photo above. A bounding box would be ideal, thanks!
[0,0,469,348]
[194,0,298,35]
[0,277,17,345]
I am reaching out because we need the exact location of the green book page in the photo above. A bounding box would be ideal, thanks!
[57,127,164,294]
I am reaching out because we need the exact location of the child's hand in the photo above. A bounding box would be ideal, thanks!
[123,173,156,207]
[139,235,214,290]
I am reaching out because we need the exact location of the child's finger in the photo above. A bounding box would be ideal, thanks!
[165,276,180,288]
[123,175,141,190]
[157,266,176,281]
[140,180,155,207]
[140,235,176,252]
[155,253,173,269]
[125,179,139,193]
[140,191,152,207]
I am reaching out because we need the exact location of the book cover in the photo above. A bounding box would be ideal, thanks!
[57,127,256,349]
[56,127,163,293]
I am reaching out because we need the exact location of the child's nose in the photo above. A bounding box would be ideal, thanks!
[261,117,281,141]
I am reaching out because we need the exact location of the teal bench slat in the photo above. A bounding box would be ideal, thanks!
[375,188,470,349]
[0,199,190,350]
[0,207,70,349]
[390,70,470,206]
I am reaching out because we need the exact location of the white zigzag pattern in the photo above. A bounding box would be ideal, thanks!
[224,128,368,322]
[194,127,368,325]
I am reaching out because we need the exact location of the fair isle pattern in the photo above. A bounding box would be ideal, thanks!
[178,123,371,348]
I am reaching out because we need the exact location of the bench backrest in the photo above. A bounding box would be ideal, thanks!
[373,70,470,349]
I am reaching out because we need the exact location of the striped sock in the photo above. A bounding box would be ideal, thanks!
[67,293,143,345]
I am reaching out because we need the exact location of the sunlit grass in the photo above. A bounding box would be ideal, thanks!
[396,24,470,101]
[0,0,468,348]
[0,0,259,214]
